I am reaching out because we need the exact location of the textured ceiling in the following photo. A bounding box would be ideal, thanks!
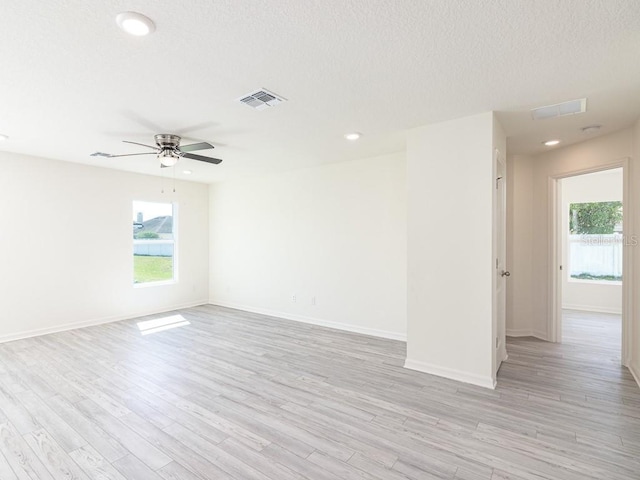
[1,1,639,183]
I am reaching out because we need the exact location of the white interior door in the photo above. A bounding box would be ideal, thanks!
[494,150,508,373]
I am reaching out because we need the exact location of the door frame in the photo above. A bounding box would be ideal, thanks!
[548,157,632,366]
[493,148,508,378]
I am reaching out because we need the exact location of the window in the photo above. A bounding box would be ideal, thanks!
[133,201,176,285]
[568,201,622,282]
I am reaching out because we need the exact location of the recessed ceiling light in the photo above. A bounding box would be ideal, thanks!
[344,132,361,141]
[543,139,561,146]
[182,170,192,175]
[0,134,8,141]
[116,12,155,36]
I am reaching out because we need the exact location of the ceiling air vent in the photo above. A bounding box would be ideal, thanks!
[238,88,286,110]
[531,98,587,120]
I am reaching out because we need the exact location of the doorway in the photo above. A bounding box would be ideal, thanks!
[551,163,631,366]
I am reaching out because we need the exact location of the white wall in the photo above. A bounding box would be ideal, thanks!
[560,170,622,314]
[406,112,503,389]
[208,152,407,340]
[0,151,210,341]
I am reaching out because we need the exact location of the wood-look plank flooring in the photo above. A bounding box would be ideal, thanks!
[563,309,621,360]
[0,305,638,479]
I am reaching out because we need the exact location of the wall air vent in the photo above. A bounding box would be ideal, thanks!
[238,88,286,110]
[531,98,587,120]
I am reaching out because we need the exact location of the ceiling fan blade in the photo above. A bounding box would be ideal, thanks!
[179,142,215,152]
[181,152,223,164]
[91,151,157,158]
[123,140,159,150]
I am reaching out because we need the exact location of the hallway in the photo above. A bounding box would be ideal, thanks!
[499,309,638,478]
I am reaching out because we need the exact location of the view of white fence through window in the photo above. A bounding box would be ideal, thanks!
[569,201,623,282]
[133,201,175,284]
[569,234,622,281]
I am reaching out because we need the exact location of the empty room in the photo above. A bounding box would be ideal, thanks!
[1,1,640,479]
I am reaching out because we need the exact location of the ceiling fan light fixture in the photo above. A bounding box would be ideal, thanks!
[159,150,179,167]
[116,12,155,36]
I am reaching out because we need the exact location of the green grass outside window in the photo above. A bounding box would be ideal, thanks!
[134,255,173,283]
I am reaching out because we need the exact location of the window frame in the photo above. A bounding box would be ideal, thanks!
[132,200,178,287]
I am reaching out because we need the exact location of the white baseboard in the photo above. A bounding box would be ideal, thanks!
[562,304,622,315]
[403,358,496,390]
[209,300,407,342]
[501,349,508,363]
[506,329,547,341]
[630,363,640,389]
[495,348,508,373]
[0,299,209,344]
[506,328,533,337]
[532,330,548,341]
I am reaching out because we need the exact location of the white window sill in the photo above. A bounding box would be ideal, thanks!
[568,278,622,286]
[133,280,177,289]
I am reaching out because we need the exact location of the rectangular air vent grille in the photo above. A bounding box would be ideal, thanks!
[238,88,286,110]
[531,98,587,120]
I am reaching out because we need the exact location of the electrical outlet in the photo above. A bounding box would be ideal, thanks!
[292,294,297,303]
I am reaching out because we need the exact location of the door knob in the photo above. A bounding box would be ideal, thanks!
[501,270,511,277]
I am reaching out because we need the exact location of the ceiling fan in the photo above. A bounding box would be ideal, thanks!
[91,134,222,167]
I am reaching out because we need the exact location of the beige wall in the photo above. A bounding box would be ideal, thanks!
[0,151,210,341]
[209,152,407,340]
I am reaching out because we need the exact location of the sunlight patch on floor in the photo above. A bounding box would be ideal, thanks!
[137,314,190,335]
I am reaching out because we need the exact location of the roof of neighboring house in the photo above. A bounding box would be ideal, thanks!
[137,216,173,234]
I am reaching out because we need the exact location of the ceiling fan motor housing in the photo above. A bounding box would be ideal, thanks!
[155,134,182,149]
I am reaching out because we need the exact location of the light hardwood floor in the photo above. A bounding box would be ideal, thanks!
[0,305,638,479]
